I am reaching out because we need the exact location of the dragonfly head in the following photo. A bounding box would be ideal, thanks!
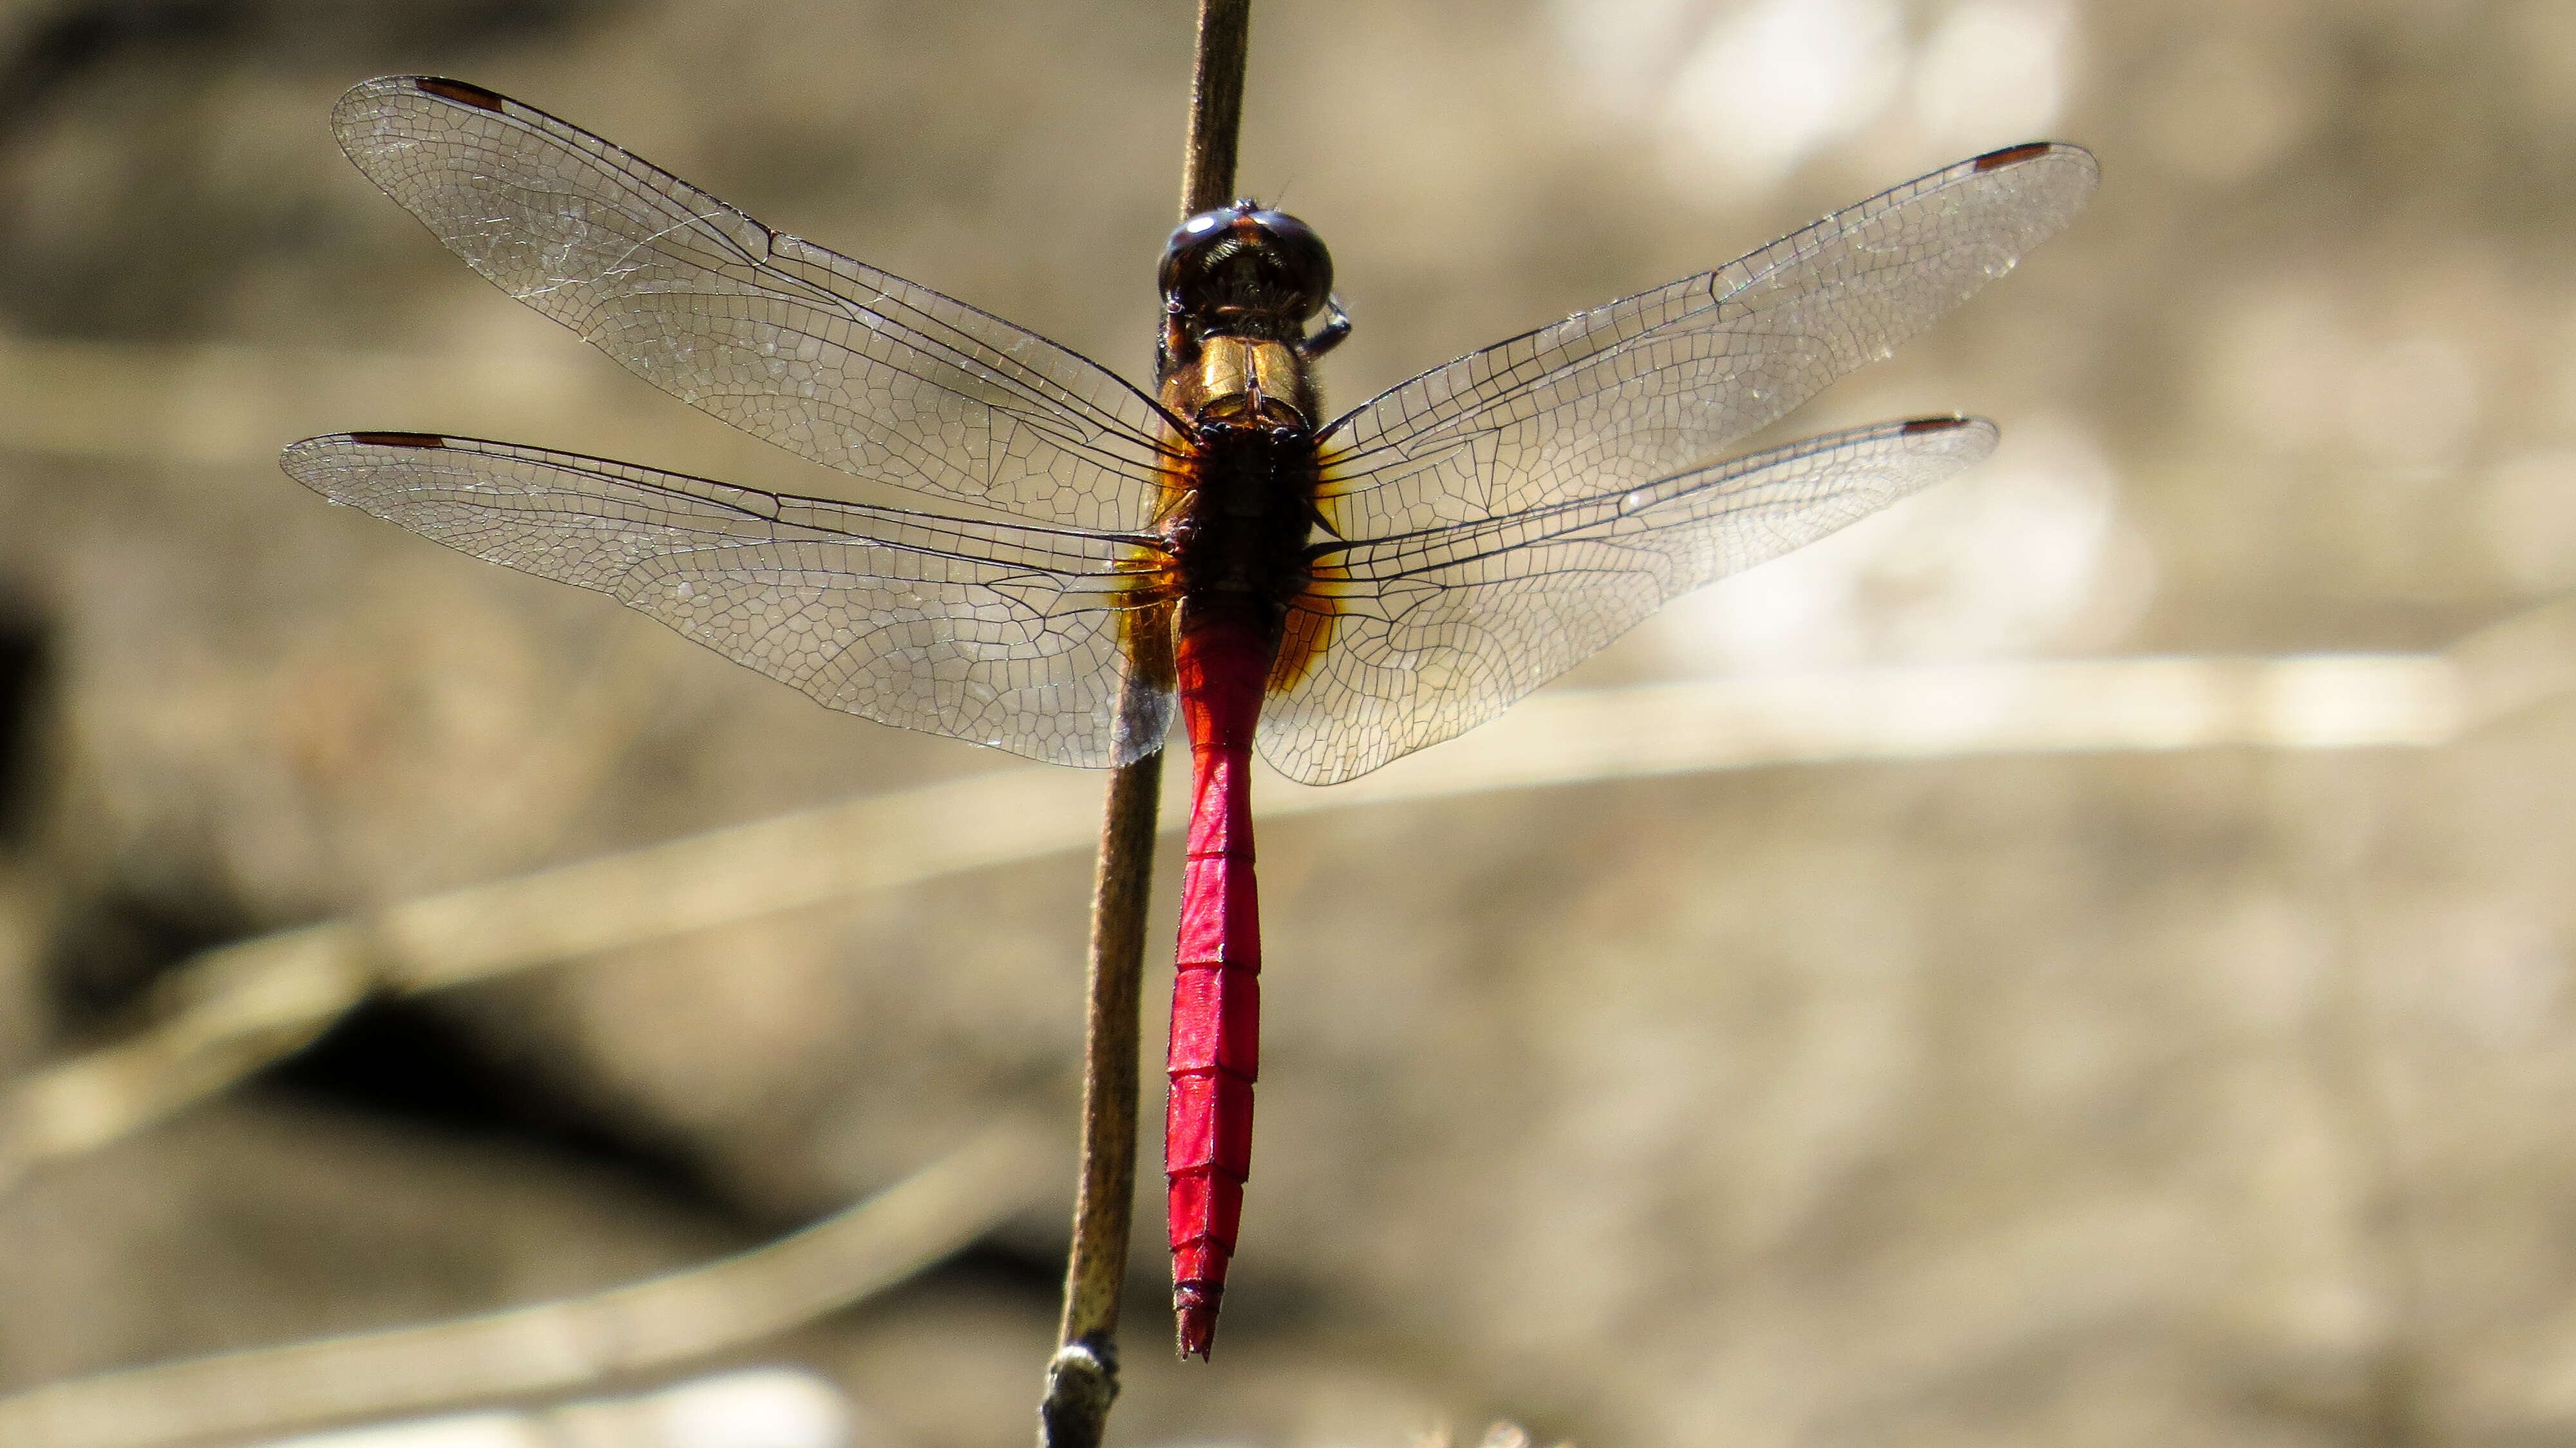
[1160,200,1334,343]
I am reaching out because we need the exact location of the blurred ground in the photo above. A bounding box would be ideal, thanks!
[4,0,2576,1445]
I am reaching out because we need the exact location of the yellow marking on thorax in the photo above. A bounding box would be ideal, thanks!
[1164,336,1317,430]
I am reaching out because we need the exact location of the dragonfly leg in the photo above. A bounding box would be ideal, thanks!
[1299,294,1352,360]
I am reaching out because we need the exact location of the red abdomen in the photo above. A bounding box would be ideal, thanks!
[1166,605,1270,1358]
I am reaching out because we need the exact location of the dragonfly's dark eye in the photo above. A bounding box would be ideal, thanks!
[1160,202,1334,332]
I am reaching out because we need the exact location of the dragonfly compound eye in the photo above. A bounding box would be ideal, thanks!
[1160,202,1335,333]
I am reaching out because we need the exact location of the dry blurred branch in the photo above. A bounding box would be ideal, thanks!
[0,334,587,470]
[0,1116,1057,1448]
[6,598,2573,1190]
[264,1367,862,1448]
[0,765,1098,1185]
[0,618,2547,1197]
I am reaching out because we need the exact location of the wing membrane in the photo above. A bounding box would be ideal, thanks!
[1260,418,1998,785]
[1318,144,2093,537]
[332,76,1177,532]
[282,433,1173,767]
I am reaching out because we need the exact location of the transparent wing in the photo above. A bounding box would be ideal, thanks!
[281,433,1174,768]
[1260,417,1998,785]
[1316,144,2093,537]
[332,76,1178,533]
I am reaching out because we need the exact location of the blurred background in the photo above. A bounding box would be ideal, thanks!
[3,0,2574,1444]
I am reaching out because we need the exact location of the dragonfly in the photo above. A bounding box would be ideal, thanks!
[282,75,2095,1358]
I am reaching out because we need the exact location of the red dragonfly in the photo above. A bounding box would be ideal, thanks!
[283,77,2094,1357]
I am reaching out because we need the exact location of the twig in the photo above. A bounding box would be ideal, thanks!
[8,633,2554,1191]
[1041,3,1253,1443]
[0,765,1113,1189]
[0,1116,1057,1448]
[1039,734,1160,1447]
[1177,0,1251,218]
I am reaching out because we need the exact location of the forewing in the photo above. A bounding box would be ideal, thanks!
[1318,144,2092,536]
[281,433,1173,768]
[1260,417,1998,785]
[332,76,1176,532]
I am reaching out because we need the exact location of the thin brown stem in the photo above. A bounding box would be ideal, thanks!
[1063,754,1160,1348]
[1179,0,1252,217]
[1040,729,1160,1448]
[1040,5,1251,1444]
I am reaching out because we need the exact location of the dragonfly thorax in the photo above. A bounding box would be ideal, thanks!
[1172,335,1317,430]
[1163,417,1320,620]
